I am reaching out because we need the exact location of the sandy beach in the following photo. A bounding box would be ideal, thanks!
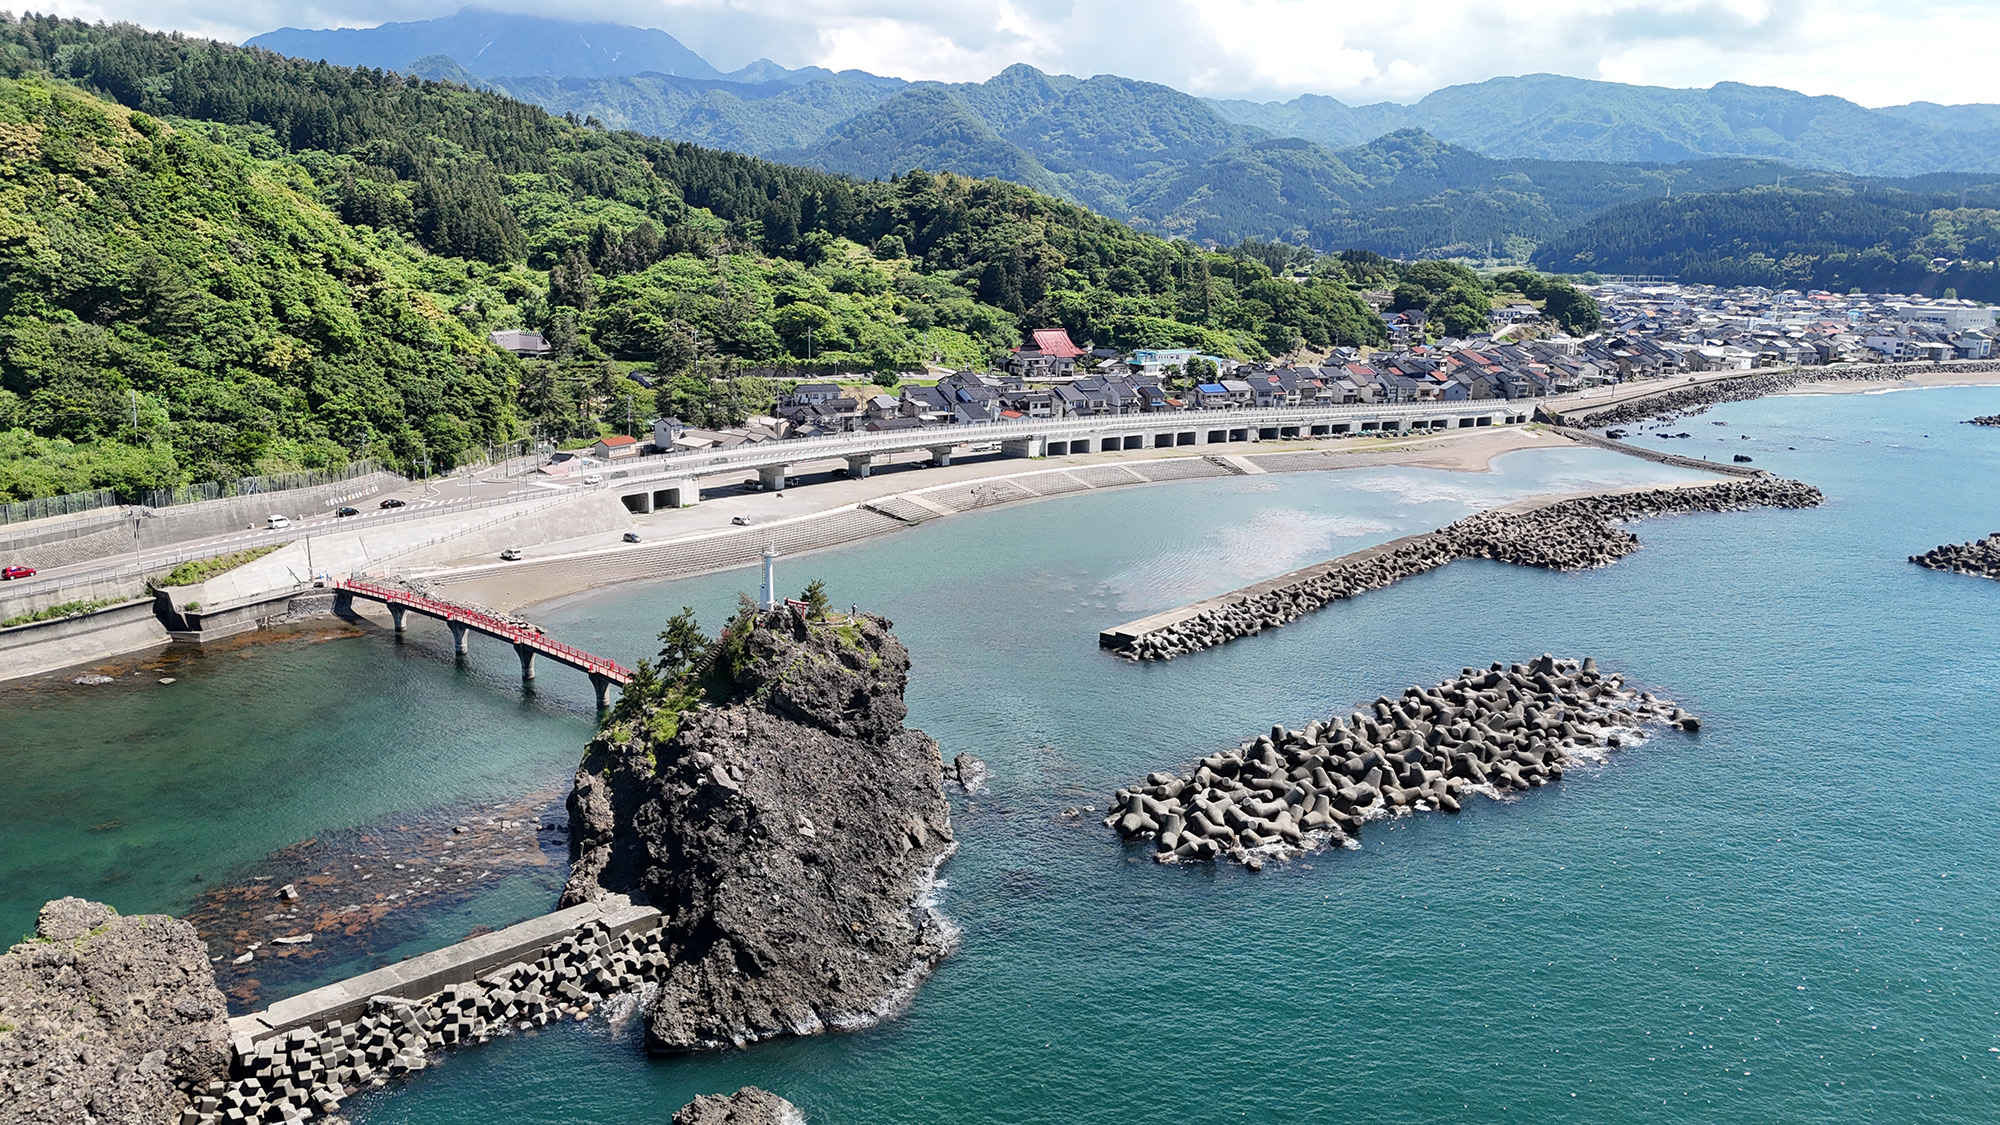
[429,426,1579,615]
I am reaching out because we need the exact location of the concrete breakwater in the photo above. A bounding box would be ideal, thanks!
[1910,532,2000,579]
[1105,656,1696,868]
[1104,478,1824,661]
[199,904,663,1124]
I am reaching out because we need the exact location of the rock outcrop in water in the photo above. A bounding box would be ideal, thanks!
[0,897,230,1125]
[563,605,956,1053]
[1910,532,2000,579]
[1967,415,2000,427]
[673,1086,808,1125]
[1115,479,1823,661]
[1107,657,1695,867]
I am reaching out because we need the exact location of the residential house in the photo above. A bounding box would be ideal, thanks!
[1003,328,1087,378]
[588,434,640,460]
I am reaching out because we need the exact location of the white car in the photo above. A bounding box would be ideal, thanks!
[266,515,291,529]
[582,473,604,485]
[730,515,751,526]
[500,548,523,561]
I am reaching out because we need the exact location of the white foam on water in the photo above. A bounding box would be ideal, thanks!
[1103,509,1393,609]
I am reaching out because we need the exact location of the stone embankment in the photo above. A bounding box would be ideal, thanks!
[564,605,957,1054]
[1967,415,2000,427]
[673,1086,808,1125]
[1106,657,1696,867]
[189,914,665,1123]
[0,898,230,1125]
[1560,360,2000,430]
[1910,532,2000,579]
[1112,479,1823,661]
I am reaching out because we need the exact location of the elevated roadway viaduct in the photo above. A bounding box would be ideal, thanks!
[601,400,1534,515]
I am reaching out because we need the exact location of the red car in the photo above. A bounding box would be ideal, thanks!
[2,565,34,580]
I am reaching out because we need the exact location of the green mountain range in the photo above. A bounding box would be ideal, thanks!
[0,12,1395,500]
[1207,74,2000,177]
[388,49,2000,259]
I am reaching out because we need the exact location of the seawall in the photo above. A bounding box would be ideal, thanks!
[0,598,170,680]
[1542,359,2000,427]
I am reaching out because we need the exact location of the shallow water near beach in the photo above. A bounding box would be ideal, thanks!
[5,386,2000,1124]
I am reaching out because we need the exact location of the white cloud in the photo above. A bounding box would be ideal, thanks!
[27,0,2000,106]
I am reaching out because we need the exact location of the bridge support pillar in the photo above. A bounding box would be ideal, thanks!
[589,673,616,710]
[845,454,874,479]
[927,446,955,467]
[758,464,790,492]
[1001,436,1044,458]
[449,620,470,655]
[390,605,408,633]
[513,643,537,681]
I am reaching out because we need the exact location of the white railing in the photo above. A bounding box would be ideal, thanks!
[609,398,1532,486]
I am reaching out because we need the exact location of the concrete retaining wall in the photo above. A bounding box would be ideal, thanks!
[0,474,407,573]
[0,573,156,624]
[0,598,169,681]
[133,473,405,551]
[381,493,633,570]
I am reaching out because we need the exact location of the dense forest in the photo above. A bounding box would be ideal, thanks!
[0,14,1395,500]
[1532,187,2000,299]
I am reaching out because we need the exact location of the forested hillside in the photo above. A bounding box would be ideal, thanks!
[1532,187,2000,299]
[409,54,2000,259]
[0,14,1384,500]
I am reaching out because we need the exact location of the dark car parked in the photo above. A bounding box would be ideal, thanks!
[336,506,360,517]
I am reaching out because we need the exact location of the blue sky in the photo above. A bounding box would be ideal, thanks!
[29,0,2000,106]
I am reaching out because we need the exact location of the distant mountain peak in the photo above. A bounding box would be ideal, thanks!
[246,7,722,80]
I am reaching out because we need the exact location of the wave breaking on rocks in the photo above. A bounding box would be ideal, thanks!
[1106,657,1696,868]
[1115,479,1823,661]
[1910,532,2000,579]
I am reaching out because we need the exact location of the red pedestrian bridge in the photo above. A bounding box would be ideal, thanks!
[335,579,633,708]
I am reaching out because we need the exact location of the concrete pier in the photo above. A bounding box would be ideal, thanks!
[225,898,661,1045]
[514,642,537,679]
[449,620,470,654]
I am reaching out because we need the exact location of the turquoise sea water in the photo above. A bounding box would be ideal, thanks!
[5,387,2000,1123]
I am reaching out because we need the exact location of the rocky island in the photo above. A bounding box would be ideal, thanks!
[564,599,957,1053]
[672,1086,808,1124]
[0,898,230,1125]
[1966,415,2000,426]
[1107,656,1695,867]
